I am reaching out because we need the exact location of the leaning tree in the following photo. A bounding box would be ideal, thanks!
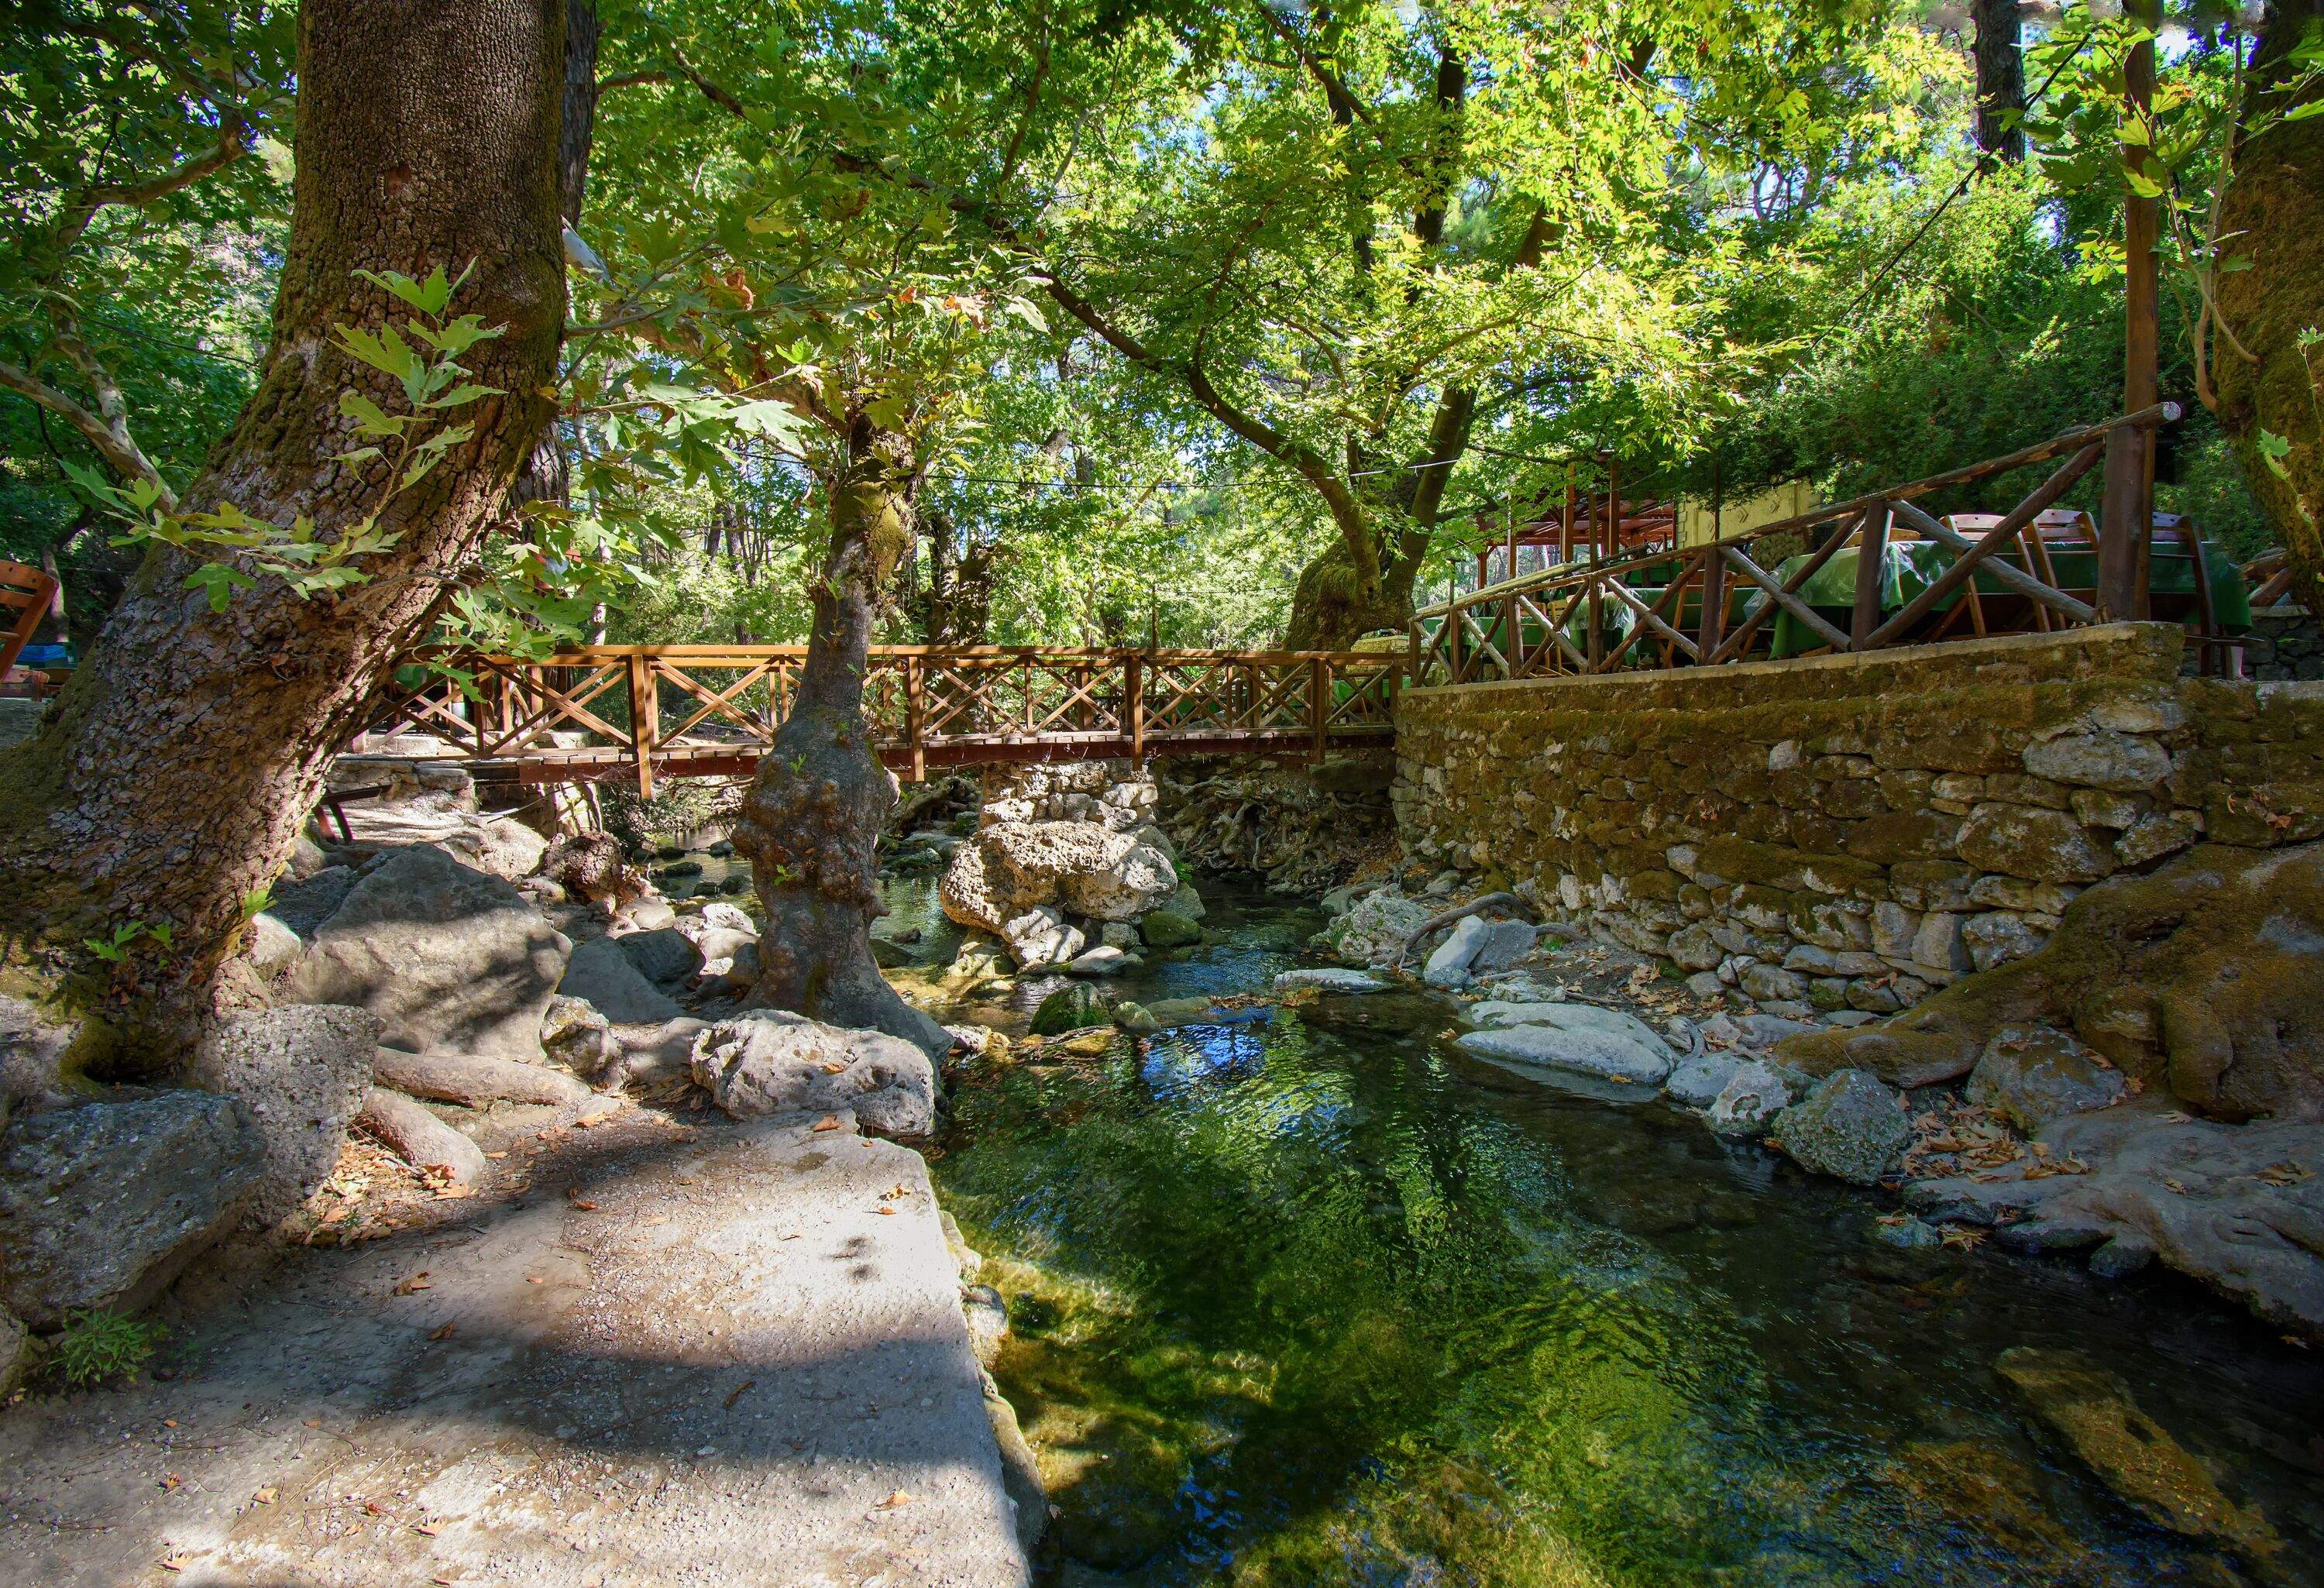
[0,0,569,1063]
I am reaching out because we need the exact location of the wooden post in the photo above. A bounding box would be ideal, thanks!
[1587,572,1603,670]
[1697,546,1727,659]
[625,652,657,802]
[1851,500,1890,648]
[1126,651,1145,767]
[1310,655,1328,762]
[904,655,926,783]
[2098,422,2147,620]
[2124,0,2161,616]
[1561,473,1576,562]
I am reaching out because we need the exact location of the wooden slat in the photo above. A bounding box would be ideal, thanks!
[1865,442,2105,648]
[1888,502,2097,624]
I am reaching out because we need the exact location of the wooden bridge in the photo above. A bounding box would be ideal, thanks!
[365,645,1404,795]
[1408,406,2248,685]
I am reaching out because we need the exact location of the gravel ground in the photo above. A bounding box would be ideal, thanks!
[0,1103,1029,1588]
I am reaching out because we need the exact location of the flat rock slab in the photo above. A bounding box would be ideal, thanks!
[0,1109,1028,1588]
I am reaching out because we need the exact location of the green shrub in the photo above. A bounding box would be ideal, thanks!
[50,1309,163,1387]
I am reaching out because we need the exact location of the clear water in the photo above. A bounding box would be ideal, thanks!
[888,875,2324,1588]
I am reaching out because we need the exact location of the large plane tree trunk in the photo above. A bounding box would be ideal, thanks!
[1284,538,1423,651]
[733,421,949,1057]
[0,0,567,1066]
[2216,0,2324,614]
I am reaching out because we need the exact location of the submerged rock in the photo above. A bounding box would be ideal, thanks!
[1994,1347,2287,1575]
[1273,968,1388,995]
[0,1093,265,1328]
[1030,983,1115,1036]
[1772,1069,1908,1184]
[689,1012,937,1138]
[1138,909,1203,949]
[1455,1005,1673,1086]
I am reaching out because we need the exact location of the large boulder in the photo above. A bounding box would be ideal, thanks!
[187,1005,380,1225]
[1772,1069,1910,1185]
[559,937,685,1024]
[615,926,705,988]
[1,993,76,1114]
[999,906,1085,971]
[0,1094,265,1328]
[1776,842,2324,1121]
[288,845,571,1063]
[1965,1024,2126,1133]
[1454,1006,1673,1086]
[1139,909,1203,950]
[1030,983,1114,1035]
[939,820,1177,933]
[1316,891,1431,968]
[1707,1060,1797,1136]
[0,1308,26,1399]
[689,1012,937,1138]
[268,864,359,937]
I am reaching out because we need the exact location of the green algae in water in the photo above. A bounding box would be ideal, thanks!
[923,883,2324,1587]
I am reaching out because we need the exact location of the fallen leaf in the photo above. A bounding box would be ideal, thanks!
[2257,1161,2312,1187]
[2164,1178,2192,1195]
[568,1199,600,1212]
[252,1487,277,1506]
[303,1419,321,1428]
[875,1205,896,1215]
[820,1061,849,1074]
[415,1522,441,1536]
[428,1322,457,1342]
[485,1151,509,1160]
[525,1275,545,1285]
[723,1378,757,1409]
[363,1500,387,1517]
[1938,1225,1986,1250]
[163,1419,177,1428]
[393,1273,433,1296]
[158,1556,187,1573]
[159,1473,182,1490]
[811,1115,842,1133]
[877,1490,913,1509]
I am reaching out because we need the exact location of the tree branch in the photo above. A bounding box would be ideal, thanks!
[0,352,177,511]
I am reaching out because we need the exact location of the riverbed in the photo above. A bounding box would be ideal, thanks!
[878,874,2324,1587]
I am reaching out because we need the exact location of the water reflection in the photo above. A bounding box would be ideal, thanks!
[918,877,2324,1588]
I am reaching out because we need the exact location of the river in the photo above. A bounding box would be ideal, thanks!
[868,871,2323,1586]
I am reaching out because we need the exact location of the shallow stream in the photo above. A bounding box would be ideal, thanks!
[878,873,2324,1587]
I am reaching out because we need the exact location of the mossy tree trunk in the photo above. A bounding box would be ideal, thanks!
[733,420,948,1057]
[0,0,568,1063]
[2215,0,2324,611]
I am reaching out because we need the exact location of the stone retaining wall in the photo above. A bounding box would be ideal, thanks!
[1391,624,2324,1018]
[2231,604,2322,682]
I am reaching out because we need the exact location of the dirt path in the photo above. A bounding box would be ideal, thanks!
[0,1105,1028,1588]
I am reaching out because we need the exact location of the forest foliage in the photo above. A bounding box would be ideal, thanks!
[2,0,2312,650]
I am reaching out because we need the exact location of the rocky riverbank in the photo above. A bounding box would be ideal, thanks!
[1281,868,2324,1345]
[0,761,1043,1584]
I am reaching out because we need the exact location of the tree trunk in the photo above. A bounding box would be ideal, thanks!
[1972,0,2026,162]
[732,421,949,1059]
[1284,538,1419,650]
[2216,0,2324,613]
[0,0,566,1064]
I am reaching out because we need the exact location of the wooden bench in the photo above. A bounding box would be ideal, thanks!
[1,560,61,693]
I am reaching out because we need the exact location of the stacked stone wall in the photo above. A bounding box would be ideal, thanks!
[2227,605,2323,682]
[1392,624,2324,1018]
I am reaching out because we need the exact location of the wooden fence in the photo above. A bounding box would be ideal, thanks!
[1410,405,2197,686]
[366,645,1404,796]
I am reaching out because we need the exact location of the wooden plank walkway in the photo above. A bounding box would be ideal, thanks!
[364,645,1404,794]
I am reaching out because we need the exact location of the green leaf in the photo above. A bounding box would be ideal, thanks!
[353,263,454,315]
[334,322,421,380]
[338,390,407,436]
[2256,428,2295,479]
[863,395,908,429]
[423,382,499,409]
[2123,168,2164,199]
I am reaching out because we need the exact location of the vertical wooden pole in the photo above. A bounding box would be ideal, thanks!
[1587,573,1603,670]
[1561,472,1576,563]
[1851,502,1891,649]
[1698,548,1727,658]
[626,653,656,802]
[905,655,926,783]
[1604,454,1620,562]
[2123,0,2161,617]
[1126,651,1145,768]
[1310,655,1327,762]
[2099,423,2146,620]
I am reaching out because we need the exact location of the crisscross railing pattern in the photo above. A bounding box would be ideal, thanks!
[1411,406,2192,686]
[364,645,1404,794]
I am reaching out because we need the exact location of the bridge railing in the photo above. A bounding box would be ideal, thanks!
[1409,406,2191,686]
[366,644,1404,795]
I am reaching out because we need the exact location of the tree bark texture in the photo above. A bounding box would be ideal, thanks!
[2215,0,2324,614]
[0,0,567,1062]
[732,421,950,1059]
[1972,0,2026,162]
